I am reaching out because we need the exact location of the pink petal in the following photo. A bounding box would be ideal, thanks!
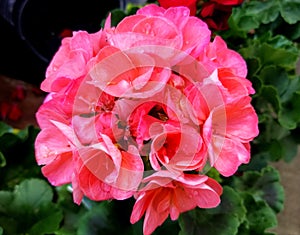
[224,97,259,142]
[132,17,179,39]
[164,7,190,30]
[115,147,144,191]
[72,173,84,205]
[36,99,69,129]
[143,190,170,235]
[42,30,105,92]
[171,187,195,219]
[130,171,222,235]
[186,185,221,208]
[137,4,166,16]
[213,137,251,176]
[35,128,72,165]
[90,48,171,98]
[130,192,149,224]
[208,36,248,77]
[41,152,73,186]
[72,115,99,145]
[218,69,255,96]
[75,151,134,201]
[115,15,146,32]
[181,17,211,57]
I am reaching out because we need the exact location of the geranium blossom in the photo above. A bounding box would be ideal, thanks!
[130,171,222,235]
[35,4,258,235]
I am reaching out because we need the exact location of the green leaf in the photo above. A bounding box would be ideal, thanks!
[247,116,298,162]
[0,217,17,235]
[0,122,11,137]
[0,191,16,234]
[231,167,284,213]
[206,168,223,183]
[260,43,297,69]
[110,9,127,26]
[179,186,246,235]
[250,76,263,96]
[225,1,280,38]
[0,133,19,152]
[243,1,280,25]
[255,85,281,114]
[258,135,298,163]
[280,76,300,103]
[264,140,285,162]
[77,202,113,235]
[0,126,30,154]
[266,34,296,50]
[13,178,53,209]
[77,200,140,235]
[237,15,260,32]
[245,58,262,78]
[279,92,300,129]
[0,226,3,235]
[54,186,88,235]
[28,206,63,235]
[0,125,41,189]
[231,7,260,31]
[280,135,299,162]
[288,21,300,40]
[153,219,180,235]
[279,0,300,24]
[229,0,300,33]
[240,193,277,234]
[240,37,299,71]
[265,119,290,141]
[0,151,6,168]
[259,66,289,98]
[125,3,140,16]
[0,191,13,214]
[0,179,63,235]
[0,122,30,141]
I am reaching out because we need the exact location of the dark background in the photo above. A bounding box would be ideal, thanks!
[0,0,120,85]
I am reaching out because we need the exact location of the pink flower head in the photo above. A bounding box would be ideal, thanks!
[35,4,258,234]
[130,171,222,235]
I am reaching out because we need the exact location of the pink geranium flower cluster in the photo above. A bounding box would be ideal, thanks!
[35,4,258,235]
